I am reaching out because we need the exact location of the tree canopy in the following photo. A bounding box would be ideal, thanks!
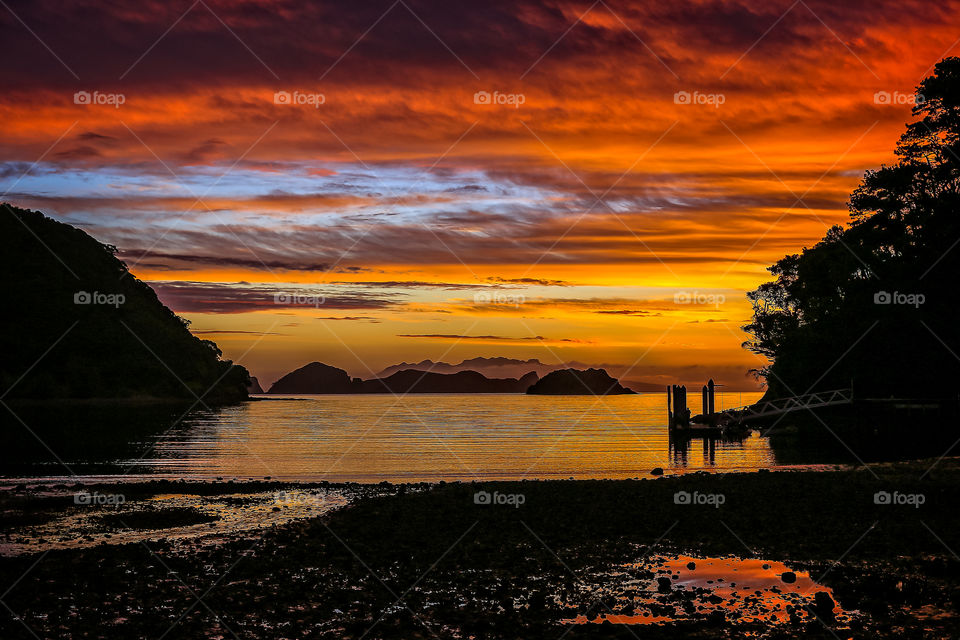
[744,57,960,400]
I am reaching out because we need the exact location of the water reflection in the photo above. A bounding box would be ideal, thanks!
[2,393,805,482]
[670,434,716,467]
[141,394,774,481]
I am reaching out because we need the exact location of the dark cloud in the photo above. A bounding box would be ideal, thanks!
[128,252,335,272]
[0,163,37,179]
[486,277,575,286]
[397,334,588,342]
[183,137,231,164]
[77,132,117,142]
[150,280,403,313]
[0,0,943,91]
[54,146,101,159]
[328,280,547,290]
[594,309,658,316]
[190,329,287,335]
[329,280,487,289]
[397,334,546,341]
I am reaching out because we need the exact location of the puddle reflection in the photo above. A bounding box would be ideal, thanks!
[561,553,855,628]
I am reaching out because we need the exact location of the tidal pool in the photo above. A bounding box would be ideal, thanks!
[561,553,855,628]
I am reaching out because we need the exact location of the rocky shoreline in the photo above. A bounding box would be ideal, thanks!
[1,461,958,638]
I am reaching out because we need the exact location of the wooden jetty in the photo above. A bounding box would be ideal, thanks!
[668,381,858,437]
[667,380,724,437]
[671,378,959,438]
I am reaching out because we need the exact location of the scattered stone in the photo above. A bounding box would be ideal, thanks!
[781,571,797,584]
[657,577,672,593]
[812,591,836,619]
[651,468,664,476]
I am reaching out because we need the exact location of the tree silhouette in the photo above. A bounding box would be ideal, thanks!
[744,57,960,400]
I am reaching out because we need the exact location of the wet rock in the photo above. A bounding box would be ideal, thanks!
[686,561,696,570]
[706,609,726,625]
[781,571,797,584]
[651,468,664,476]
[812,591,836,619]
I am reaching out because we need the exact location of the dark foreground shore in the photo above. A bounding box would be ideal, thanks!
[2,461,959,638]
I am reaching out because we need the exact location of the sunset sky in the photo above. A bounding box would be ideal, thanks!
[2,0,955,389]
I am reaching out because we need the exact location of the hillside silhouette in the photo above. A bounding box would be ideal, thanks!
[744,58,960,400]
[0,205,250,402]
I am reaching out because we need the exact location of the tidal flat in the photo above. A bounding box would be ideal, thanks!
[1,461,958,638]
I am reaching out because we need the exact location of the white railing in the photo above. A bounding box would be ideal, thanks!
[721,388,853,422]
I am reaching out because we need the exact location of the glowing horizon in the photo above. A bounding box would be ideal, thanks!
[2,0,955,388]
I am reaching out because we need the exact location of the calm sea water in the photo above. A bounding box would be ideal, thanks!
[143,392,782,481]
[6,392,852,482]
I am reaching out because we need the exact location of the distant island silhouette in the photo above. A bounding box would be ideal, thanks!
[0,205,250,402]
[266,361,635,395]
[376,357,560,379]
[268,361,539,394]
[526,368,635,395]
[373,357,664,391]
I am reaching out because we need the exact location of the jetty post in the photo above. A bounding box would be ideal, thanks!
[666,385,672,425]
[669,384,690,428]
